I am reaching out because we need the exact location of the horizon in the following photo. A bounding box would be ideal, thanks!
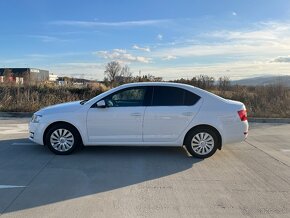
[1,0,290,80]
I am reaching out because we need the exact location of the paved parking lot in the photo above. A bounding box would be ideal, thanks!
[0,118,290,218]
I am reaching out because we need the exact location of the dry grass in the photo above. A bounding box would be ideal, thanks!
[0,84,103,112]
[0,83,289,118]
[214,84,290,118]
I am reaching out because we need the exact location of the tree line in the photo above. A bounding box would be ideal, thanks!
[104,61,231,91]
[103,61,162,86]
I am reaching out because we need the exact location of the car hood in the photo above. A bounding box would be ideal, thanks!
[37,101,82,115]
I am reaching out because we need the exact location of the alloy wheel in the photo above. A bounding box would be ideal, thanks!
[50,128,75,152]
[191,132,214,155]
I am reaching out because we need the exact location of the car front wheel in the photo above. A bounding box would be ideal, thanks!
[45,124,80,155]
[185,128,219,158]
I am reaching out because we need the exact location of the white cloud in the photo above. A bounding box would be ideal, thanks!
[139,61,290,80]
[132,45,151,52]
[94,49,151,63]
[50,62,104,80]
[26,52,86,59]
[51,19,171,27]
[56,62,102,68]
[153,21,290,59]
[157,34,163,40]
[208,30,278,41]
[112,49,126,53]
[207,21,290,41]
[162,55,177,60]
[27,35,65,43]
[272,56,290,63]
[232,12,237,16]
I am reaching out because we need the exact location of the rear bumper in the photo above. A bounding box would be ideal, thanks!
[223,120,249,145]
[244,130,249,138]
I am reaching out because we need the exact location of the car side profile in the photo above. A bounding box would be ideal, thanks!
[29,82,248,158]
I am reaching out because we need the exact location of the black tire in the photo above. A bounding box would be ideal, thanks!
[45,124,80,155]
[184,128,219,158]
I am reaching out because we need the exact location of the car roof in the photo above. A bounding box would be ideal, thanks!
[118,82,195,89]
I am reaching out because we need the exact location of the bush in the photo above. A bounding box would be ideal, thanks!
[214,84,290,118]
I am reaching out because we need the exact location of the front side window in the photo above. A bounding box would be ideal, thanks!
[152,86,200,106]
[104,87,147,107]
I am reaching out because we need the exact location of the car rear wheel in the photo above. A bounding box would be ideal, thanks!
[185,128,219,158]
[45,124,80,155]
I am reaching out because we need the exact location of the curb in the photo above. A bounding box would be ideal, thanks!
[248,117,290,124]
[0,112,33,118]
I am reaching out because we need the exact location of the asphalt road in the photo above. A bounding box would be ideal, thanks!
[0,118,290,218]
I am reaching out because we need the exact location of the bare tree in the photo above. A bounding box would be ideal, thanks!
[196,75,215,89]
[3,68,13,83]
[22,70,30,86]
[218,76,231,91]
[120,65,133,83]
[104,61,121,83]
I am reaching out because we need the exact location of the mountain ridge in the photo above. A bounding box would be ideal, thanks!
[232,75,290,86]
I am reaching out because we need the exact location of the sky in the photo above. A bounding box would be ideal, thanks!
[1,0,290,80]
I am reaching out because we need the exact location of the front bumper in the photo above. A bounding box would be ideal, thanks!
[28,122,47,145]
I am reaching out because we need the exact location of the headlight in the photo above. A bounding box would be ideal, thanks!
[31,114,42,123]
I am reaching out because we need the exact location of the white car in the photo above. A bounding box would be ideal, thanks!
[29,82,248,158]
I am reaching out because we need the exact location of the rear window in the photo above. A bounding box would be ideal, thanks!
[152,86,200,106]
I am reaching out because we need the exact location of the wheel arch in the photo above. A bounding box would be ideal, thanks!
[183,124,222,150]
[43,121,83,146]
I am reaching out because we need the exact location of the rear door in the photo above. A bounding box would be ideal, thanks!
[143,86,201,142]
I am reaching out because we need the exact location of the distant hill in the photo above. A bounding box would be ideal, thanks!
[232,75,290,87]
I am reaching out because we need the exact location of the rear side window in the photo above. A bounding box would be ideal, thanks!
[152,86,200,106]
[184,90,201,105]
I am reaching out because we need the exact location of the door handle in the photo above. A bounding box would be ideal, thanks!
[130,112,142,117]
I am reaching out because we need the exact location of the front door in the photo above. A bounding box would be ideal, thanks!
[86,87,148,143]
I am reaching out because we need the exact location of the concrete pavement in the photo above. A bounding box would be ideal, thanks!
[0,119,290,218]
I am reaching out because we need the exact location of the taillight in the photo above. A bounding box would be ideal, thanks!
[238,109,247,121]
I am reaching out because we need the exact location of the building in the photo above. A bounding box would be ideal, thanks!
[49,73,58,82]
[0,68,49,84]
[57,76,93,86]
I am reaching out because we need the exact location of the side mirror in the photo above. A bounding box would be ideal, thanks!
[96,100,106,108]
